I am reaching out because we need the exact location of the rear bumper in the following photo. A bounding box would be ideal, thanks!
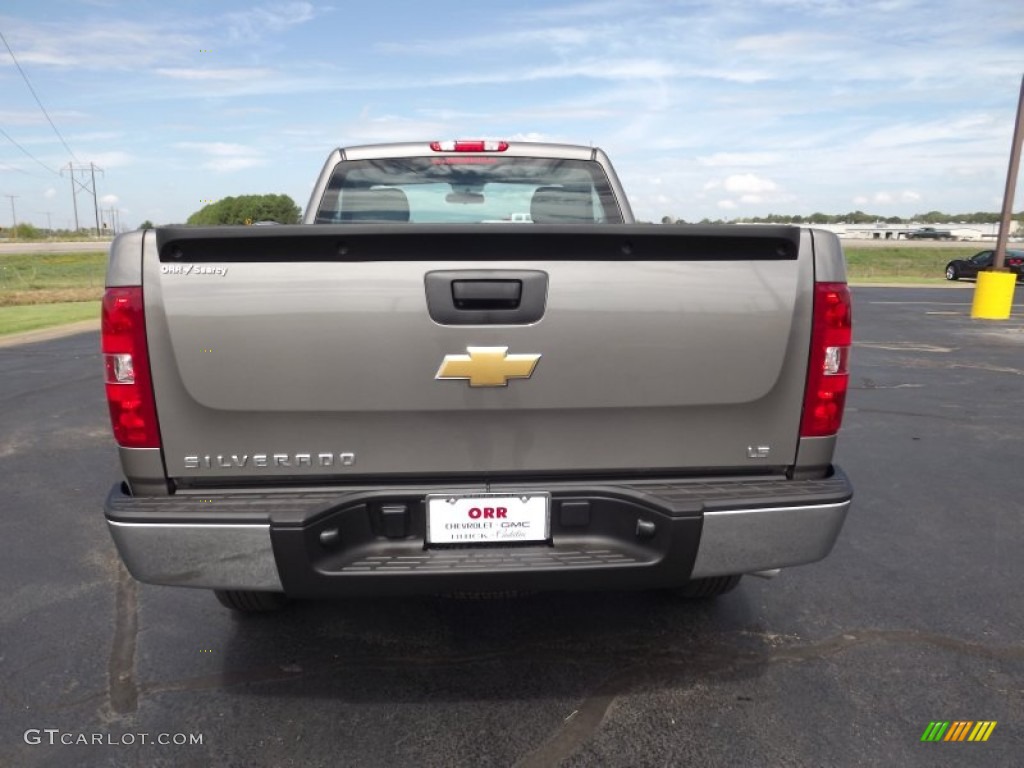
[104,468,853,596]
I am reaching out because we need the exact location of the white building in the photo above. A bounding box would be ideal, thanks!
[814,221,1020,241]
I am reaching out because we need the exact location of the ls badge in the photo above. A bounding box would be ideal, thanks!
[436,347,541,387]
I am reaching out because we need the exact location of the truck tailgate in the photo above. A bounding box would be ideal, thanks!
[145,224,813,481]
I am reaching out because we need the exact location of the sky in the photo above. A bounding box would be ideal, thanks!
[1,0,1023,230]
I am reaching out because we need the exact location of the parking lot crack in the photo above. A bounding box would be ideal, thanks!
[512,670,624,768]
[106,563,139,716]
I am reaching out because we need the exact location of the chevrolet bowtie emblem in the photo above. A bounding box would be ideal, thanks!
[436,347,541,387]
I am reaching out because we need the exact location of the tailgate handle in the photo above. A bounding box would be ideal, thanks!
[425,270,547,325]
[452,280,522,310]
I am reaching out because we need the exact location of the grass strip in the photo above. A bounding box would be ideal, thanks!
[0,301,100,336]
[843,246,977,279]
[0,251,106,307]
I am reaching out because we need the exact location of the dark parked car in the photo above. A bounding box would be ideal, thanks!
[945,249,1024,281]
[907,227,954,240]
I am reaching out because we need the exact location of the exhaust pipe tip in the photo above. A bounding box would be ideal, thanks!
[748,568,782,580]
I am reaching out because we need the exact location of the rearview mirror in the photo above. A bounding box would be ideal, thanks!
[445,192,485,204]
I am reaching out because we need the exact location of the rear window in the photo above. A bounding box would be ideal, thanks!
[313,157,623,224]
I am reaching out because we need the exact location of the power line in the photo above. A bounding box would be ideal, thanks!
[0,28,80,163]
[0,159,38,177]
[0,126,60,176]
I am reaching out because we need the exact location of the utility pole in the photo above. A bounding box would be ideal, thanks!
[36,211,53,233]
[90,162,102,237]
[3,195,18,237]
[993,74,1024,270]
[61,162,103,236]
[4,193,17,228]
[971,74,1023,321]
[62,163,79,232]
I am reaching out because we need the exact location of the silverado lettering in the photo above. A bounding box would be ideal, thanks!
[183,452,356,469]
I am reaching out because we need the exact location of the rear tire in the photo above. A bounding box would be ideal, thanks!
[945,264,959,281]
[673,574,742,599]
[213,589,290,613]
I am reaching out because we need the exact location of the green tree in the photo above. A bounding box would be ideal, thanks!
[139,220,154,230]
[187,194,301,226]
[13,223,42,239]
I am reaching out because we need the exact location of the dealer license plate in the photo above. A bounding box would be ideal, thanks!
[426,493,550,545]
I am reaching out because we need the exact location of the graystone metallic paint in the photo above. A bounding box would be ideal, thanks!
[143,250,814,479]
[810,228,848,283]
[105,229,146,287]
[794,435,839,473]
[118,447,168,496]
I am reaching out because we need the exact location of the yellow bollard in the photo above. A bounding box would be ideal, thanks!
[971,271,1017,319]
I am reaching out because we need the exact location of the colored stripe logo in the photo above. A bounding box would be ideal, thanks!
[921,721,997,742]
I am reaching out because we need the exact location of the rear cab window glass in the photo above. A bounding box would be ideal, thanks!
[314,157,623,224]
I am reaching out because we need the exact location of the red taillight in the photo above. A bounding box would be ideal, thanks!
[102,287,161,449]
[430,140,509,152]
[800,282,852,437]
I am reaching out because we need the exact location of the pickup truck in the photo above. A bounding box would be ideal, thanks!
[904,227,954,240]
[101,140,854,612]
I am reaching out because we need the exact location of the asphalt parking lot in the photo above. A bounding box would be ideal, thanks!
[1,286,1022,767]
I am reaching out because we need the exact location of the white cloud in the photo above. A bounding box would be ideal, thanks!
[101,194,119,205]
[155,67,274,81]
[734,32,829,53]
[68,131,125,142]
[717,200,738,210]
[225,2,317,42]
[739,194,763,204]
[85,151,134,169]
[10,20,199,70]
[337,112,449,145]
[508,132,560,143]
[174,142,265,172]
[854,190,924,207]
[859,114,1000,150]
[723,174,779,194]
[44,188,57,199]
[690,67,775,84]
[0,110,86,126]
[378,27,597,56]
[698,152,782,167]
